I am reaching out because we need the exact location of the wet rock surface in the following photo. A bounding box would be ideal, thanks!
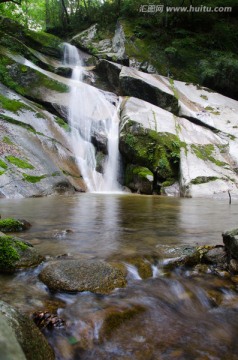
[223,228,238,260]
[0,301,55,360]
[39,259,127,294]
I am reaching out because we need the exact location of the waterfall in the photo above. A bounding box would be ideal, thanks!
[62,43,121,193]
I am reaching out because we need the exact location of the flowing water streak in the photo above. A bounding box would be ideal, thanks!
[63,43,121,192]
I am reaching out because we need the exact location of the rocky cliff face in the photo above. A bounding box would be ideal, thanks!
[1,18,238,199]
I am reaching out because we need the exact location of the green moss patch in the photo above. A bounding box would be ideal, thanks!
[0,159,8,170]
[125,165,153,186]
[6,156,34,169]
[2,136,14,145]
[55,117,70,131]
[191,176,219,185]
[0,218,29,232]
[22,173,46,183]
[0,235,28,272]
[0,114,36,133]
[0,93,31,114]
[191,144,228,167]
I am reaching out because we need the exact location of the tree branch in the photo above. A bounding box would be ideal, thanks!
[0,0,21,4]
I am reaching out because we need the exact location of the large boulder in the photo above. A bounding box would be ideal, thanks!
[119,96,238,197]
[0,314,27,360]
[0,301,55,360]
[223,229,238,260]
[95,60,122,92]
[0,16,62,58]
[0,83,86,198]
[39,259,127,294]
[71,22,129,65]
[119,67,179,114]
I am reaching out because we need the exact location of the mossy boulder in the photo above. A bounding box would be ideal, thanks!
[0,235,44,273]
[0,218,31,232]
[0,16,62,58]
[0,301,55,360]
[124,165,153,194]
[120,120,181,181]
[39,259,127,294]
[0,52,68,102]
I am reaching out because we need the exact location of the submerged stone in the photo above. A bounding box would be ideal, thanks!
[39,259,127,294]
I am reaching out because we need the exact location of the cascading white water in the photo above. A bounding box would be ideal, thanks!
[62,43,121,192]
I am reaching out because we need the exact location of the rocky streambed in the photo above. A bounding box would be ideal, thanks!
[1,194,238,359]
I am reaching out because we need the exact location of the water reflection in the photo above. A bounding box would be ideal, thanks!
[1,195,238,258]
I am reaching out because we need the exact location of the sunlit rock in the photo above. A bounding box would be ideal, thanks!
[119,96,238,198]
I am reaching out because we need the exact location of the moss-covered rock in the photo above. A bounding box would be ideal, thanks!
[0,52,68,100]
[125,165,153,194]
[0,218,31,232]
[0,16,62,58]
[0,234,43,273]
[39,259,127,294]
[0,301,55,360]
[120,120,181,181]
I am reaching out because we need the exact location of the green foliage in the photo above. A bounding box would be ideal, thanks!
[5,155,34,169]
[0,235,28,271]
[199,53,238,98]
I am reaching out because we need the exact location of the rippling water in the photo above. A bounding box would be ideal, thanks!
[1,194,238,359]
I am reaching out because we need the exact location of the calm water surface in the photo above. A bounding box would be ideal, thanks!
[1,193,238,359]
[1,193,238,256]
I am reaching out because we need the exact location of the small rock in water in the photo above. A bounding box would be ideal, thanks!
[229,258,238,273]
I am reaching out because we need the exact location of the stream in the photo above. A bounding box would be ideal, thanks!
[1,194,238,359]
